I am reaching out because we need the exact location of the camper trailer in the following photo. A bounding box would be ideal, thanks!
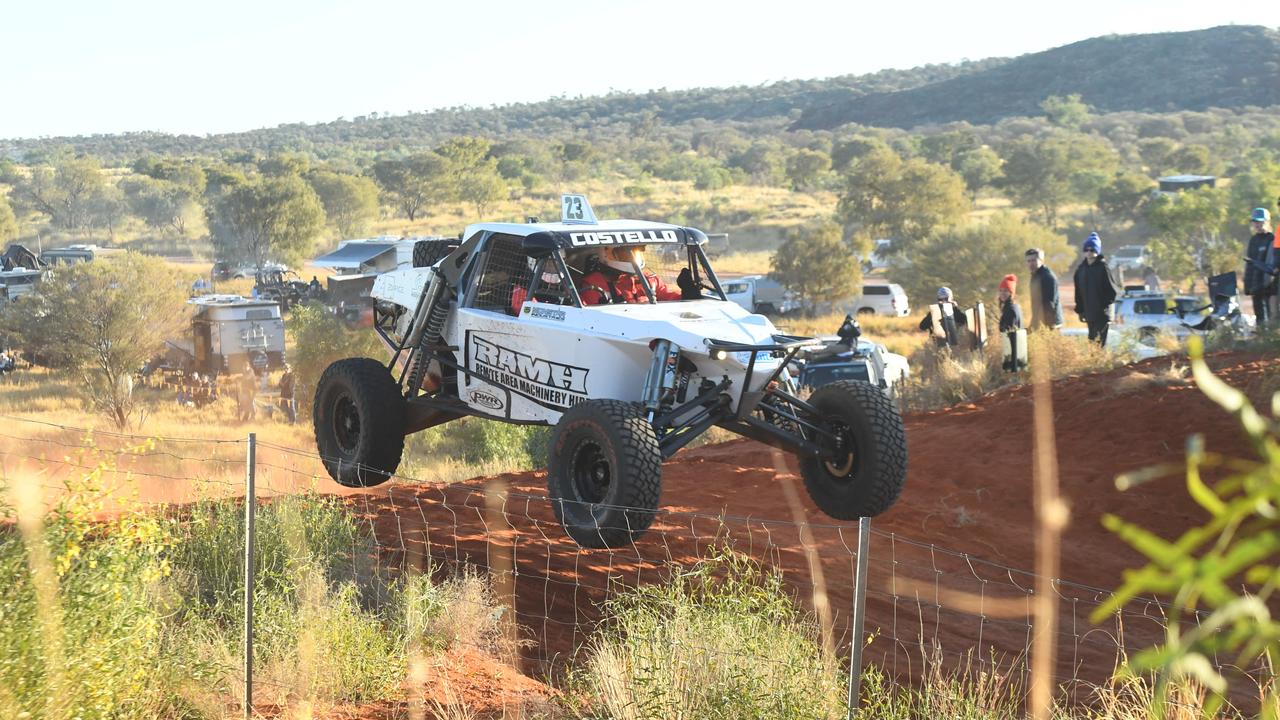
[170,295,286,375]
[41,244,98,266]
[0,269,41,306]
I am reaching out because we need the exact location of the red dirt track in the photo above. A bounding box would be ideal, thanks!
[341,351,1277,696]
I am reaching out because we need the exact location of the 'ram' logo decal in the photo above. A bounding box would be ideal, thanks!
[469,334,589,409]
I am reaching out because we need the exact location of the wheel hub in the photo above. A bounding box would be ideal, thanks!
[823,421,857,478]
[571,441,612,504]
[333,395,361,453]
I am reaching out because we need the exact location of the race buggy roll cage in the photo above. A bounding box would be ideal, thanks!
[371,230,843,465]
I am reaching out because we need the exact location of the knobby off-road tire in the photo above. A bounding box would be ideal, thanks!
[547,400,663,549]
[799,380,907,520]
[314,358,406,488]
[412,239,457,269]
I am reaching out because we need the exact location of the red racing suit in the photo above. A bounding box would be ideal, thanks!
[578,269,681,305]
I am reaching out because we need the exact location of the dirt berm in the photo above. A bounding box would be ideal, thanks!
[348,350,1276,691]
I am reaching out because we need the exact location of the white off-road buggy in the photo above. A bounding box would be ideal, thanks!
[314,196,908,548]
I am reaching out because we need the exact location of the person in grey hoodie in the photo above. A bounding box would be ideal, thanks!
[1073,232,1123,346]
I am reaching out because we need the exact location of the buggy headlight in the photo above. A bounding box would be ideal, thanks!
[711,349,728,361]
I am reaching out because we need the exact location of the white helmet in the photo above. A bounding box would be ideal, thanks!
[602,246,645,273]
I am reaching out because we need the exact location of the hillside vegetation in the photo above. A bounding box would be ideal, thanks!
[794,25,1280,130]
[2,26,1276,162]
[2,25,1279,323]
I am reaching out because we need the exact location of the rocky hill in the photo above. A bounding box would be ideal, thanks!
[793,25,1280,130]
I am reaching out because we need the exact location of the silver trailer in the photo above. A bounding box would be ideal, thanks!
[171,295,286,374]
[0,269,42,306]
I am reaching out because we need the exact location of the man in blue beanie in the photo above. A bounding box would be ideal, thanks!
[1073,232,1122,345]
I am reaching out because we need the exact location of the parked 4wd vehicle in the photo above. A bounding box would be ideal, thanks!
[850,283,909,317]
[796,339,910,399]
[1110,245,1149,274]
[1113,289,1253,345]
[722,274,800,316]
[1112,291,1208,344]
[313,196,908,548]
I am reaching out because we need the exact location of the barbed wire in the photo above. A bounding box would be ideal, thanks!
[0,412,248,444]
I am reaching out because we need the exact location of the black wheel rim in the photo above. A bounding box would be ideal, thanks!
[823,420,857,478]
[570,440,612,504]
[332,394,361,454]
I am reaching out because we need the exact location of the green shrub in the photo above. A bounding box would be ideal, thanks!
[170,494,406,705]
[403,418,550,475]
[287,303,385,411]
[0,474,509,717]
[0,497,194,718]
[171,494,379,629]
[571,545,846,720]
[855,649,1022,720]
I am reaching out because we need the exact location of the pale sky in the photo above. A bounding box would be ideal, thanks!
[1,0,1266,140]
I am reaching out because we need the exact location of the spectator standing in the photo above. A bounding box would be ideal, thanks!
[998,274,1025,372]
[278,364,297,424]
[998,274,1023,333]
[1142,265,1161,293]
[1073,232,1123,346]
[238,366,258,422]
[835,314,860,347]
[1024,248,1063,330]
[918,286,968,347]
[1243,208,1276,328]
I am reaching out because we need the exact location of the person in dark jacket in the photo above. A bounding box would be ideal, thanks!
[998,274,1022,333]
[997,274,1024,372]
[1073,232,1123,346]
[278,364,297,424]
[1243,207,1276,328]
[919,286,967,347]
[1024,248,1063,330]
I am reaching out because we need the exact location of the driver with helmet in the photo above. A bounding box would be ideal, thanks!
[577,245,683,305]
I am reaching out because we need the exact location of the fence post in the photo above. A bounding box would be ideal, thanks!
[846,517,871,720]
[243,433,256,719]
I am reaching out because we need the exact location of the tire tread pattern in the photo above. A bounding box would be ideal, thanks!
[412,240,457,269]
[314,357,406,488]
[547,400,663,548]
[799,380,907,520]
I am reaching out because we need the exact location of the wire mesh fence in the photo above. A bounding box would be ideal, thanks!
[0,415,1262,717]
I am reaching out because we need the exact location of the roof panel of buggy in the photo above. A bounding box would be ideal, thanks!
[462,219,707,257]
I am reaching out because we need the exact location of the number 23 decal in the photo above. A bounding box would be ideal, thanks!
[564,196,583,219]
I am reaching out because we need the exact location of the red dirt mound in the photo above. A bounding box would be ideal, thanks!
[341,350,1275,703]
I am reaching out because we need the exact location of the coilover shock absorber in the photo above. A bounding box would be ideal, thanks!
[404,274,452,397]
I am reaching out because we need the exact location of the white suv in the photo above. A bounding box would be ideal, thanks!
[1112,292,1205,342]
[851,283,909,317]
[1111,245,1149,273]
